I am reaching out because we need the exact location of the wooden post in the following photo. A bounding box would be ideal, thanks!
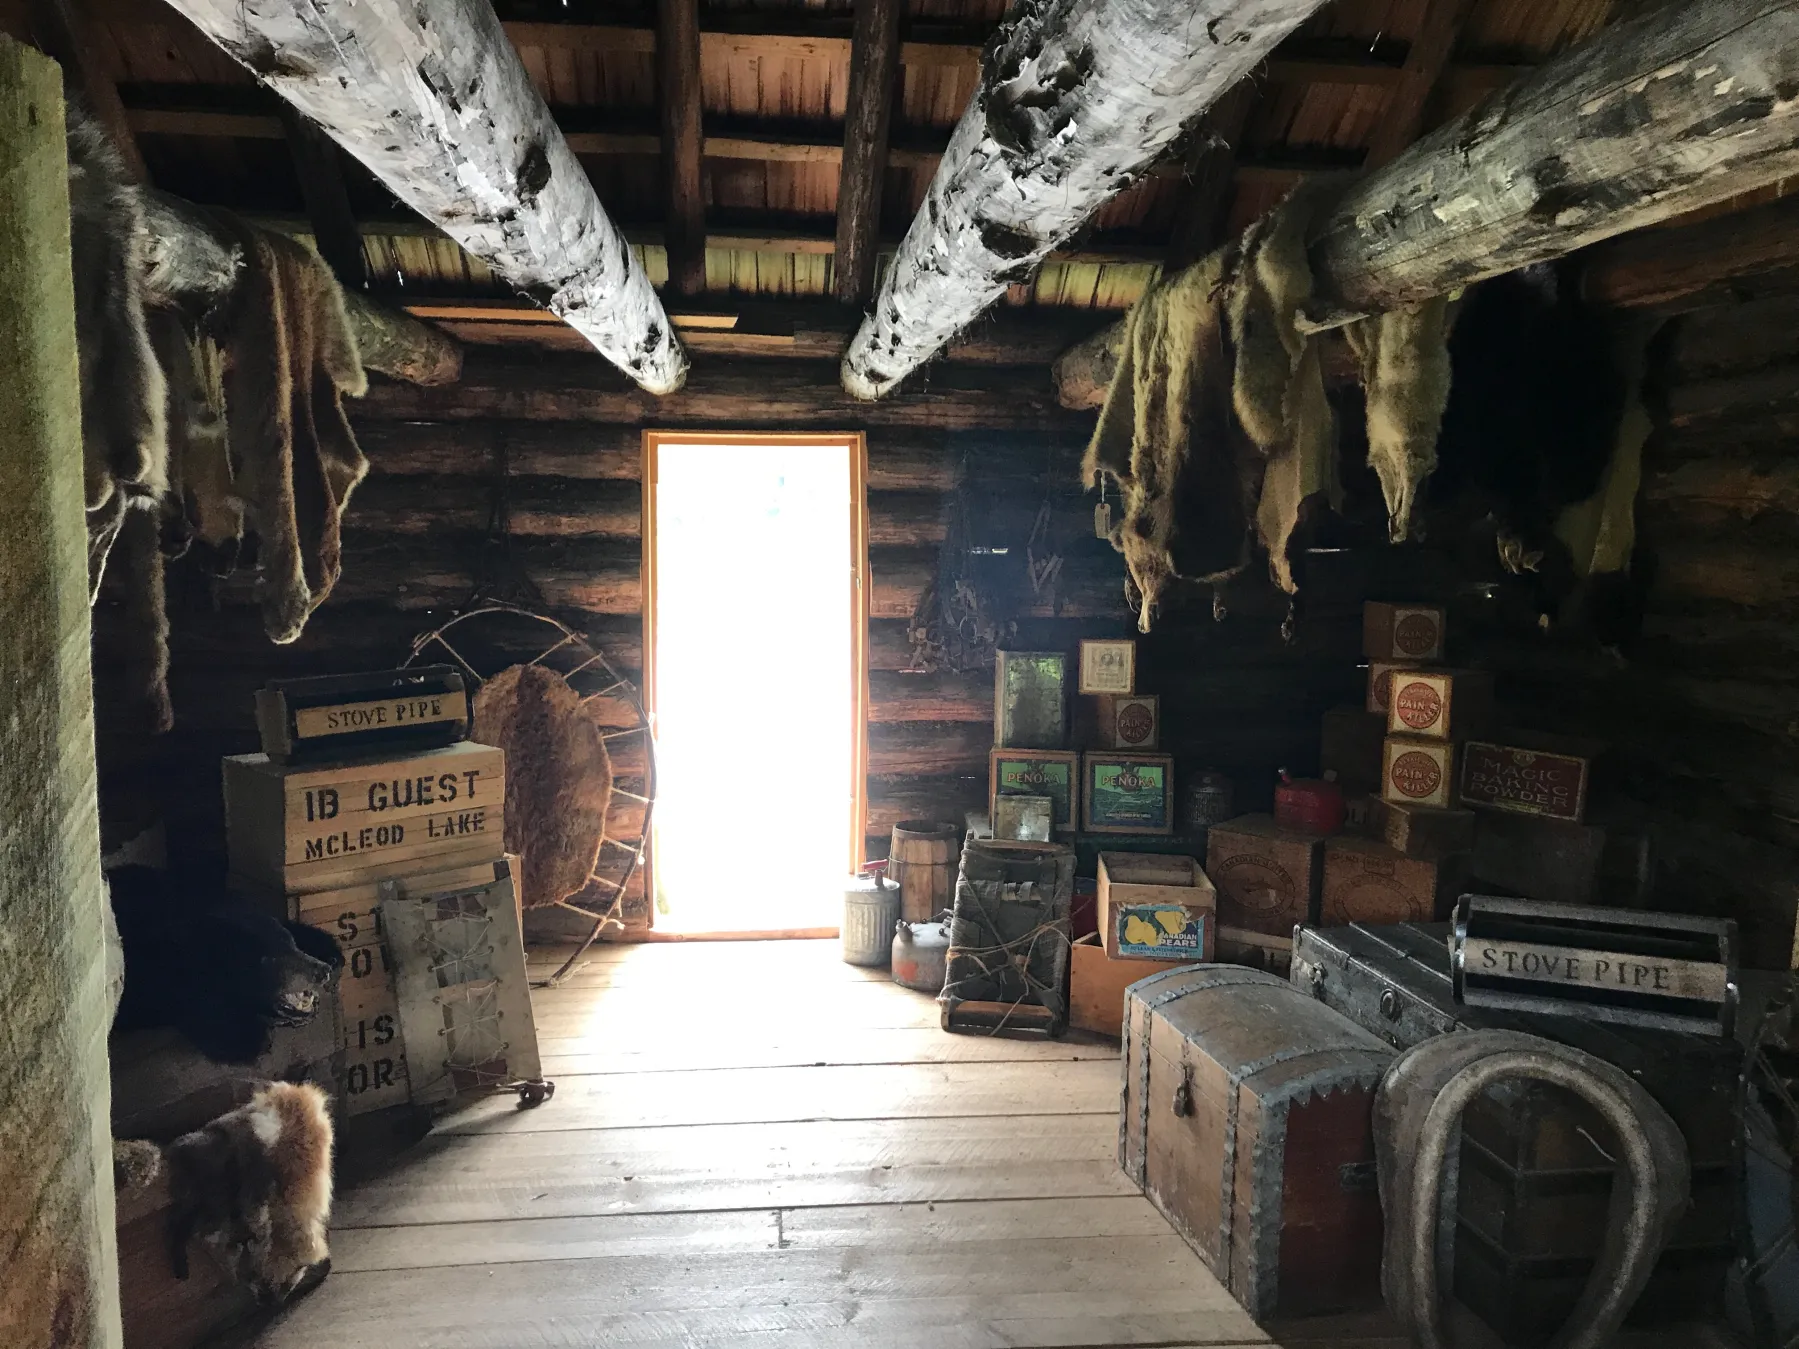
[833,0,904,307]
[0,36,123,1349]
[162,0,687,394]
[839,0,1329,399]
[279,104,367,290]
[657,0,706,300]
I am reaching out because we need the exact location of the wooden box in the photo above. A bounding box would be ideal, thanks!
[1082,753,1174,835]
[1320,835,1464,926]
[1078,638,1136,695]
[254,665,468,764]
[992,794,1054,842]
[1366,661,1418,716]
[1470,810,1606,906]
[1363,601,1445,663]
[1121,965,1394,1321]
[1370,797,1475,858]
[1215,925,1294,977]
[1321,706,1385,796]
[990,748,1078,833]
[1205,814,1322,940]
[994,650,1067,749]
[1098,693,1160,750]
[1097,852,1216,960]
[223,741,505,895]
[1384,668,1494,741]
[1381,735,1456,809]
[1460,739,1593,823]
[1068,938,1183,1037]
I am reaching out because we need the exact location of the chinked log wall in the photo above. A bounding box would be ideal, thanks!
[1466,289,1799,967]
[95,352,1141,920]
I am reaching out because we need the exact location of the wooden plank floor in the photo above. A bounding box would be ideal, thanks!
[239,939,1731,1349]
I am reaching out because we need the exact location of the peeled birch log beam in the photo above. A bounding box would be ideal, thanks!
[160,0,687,394]
[141,190,461,386]
[1054,0,1799,406]
[839,0,1330,400]
[1307,0,1799,315]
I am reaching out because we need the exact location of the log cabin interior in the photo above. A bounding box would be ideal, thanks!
[4,0,1799,1345]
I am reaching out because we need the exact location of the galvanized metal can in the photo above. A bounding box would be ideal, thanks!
[841,874,901,966]
[892,920,951,994]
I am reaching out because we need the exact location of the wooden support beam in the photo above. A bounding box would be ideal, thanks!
[1361,0,1474,169]
[140,190,461,385]
[277,103,365,289]
[1307,0,1799,316]
[657,0,706,299]
[160,0,687,394]
[0,37,123,1348]
[1581,192,1799,313]
[839,0,1329,399]
[834,0,903,307]
[28,0,147,180]
[1055,0,1799,403]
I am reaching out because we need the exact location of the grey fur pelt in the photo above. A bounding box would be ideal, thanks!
[66,101,168,599]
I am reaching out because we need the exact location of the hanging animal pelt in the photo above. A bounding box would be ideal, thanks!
[153,309,241,574]
[1343,296,1454,544]
[211,217,368,643]
[1083,182,1341,629]
[67,102,168,599]
[473,665,614,909]
[159,1081,335,1305]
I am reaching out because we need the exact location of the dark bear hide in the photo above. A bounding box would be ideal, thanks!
[110,867,343,1064]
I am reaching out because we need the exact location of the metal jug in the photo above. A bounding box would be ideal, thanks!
[892,919,951,995]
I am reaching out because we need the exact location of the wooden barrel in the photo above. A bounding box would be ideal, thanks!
[888,819,959,923]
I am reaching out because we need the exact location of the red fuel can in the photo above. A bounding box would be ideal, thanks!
[1273,769,1345,836]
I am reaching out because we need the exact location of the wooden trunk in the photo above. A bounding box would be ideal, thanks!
[1120,965,1393,1321]
[887,819,959,923]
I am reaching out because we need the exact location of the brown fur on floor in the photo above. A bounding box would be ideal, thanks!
[162,1081,333,1305]
[67,103,168,599]
[213,218,368,643]
[473,665,615,910]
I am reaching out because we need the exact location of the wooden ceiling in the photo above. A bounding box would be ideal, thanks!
[1,0,1647,349]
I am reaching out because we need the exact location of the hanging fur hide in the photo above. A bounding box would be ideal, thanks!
[212,218,368,643]
[1082,184,1340,627]
[1343,297,1455,544]
[160,1081,334,1305]
[153,310,241,572]
[111,505,172,733]
[472,665,614,910]
[67,103,168,600]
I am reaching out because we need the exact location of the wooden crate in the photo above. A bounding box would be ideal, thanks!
[1068,938,1183,1036]
[1320,834,1465,926]
[1460,739,1594,823]
[1382,735,1457,809]
[1205,813,1322,940]
[1363,602,1444,662]
[1097,694,1160,750]
[1096,852,1215,960]
[224,742,505,895]
[1081,752,1174,835]
[1384,669,1494,741]
[1365,661,1419,716]
[1321,706,1385,796]
[990,748,1079,833]
[254,665,468,764]
[1370,797,1476,858]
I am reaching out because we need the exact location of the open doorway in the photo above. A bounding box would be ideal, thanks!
[642,433,868,935]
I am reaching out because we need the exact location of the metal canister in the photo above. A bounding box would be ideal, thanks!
[892,920,951,995]
[1181,771,1235,832]
[841,873,901,966]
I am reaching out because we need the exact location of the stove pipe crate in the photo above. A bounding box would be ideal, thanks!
[255,666,468,765]
[1121,965,1393,1321]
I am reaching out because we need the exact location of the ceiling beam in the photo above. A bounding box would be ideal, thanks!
[1361,0,1474,169]
[1308,0,1799,316]
[159,0,687,394]
[1054,0,1799,405]
[656,0,706,299]
[840,0,1331,400]
[277,104,365,289]
[29,0,149,180]
[834,0,904,307]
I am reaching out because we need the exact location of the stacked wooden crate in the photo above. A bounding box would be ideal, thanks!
[224,714,509,1116]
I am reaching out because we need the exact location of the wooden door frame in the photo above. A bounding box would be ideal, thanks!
[641,430,872,897]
